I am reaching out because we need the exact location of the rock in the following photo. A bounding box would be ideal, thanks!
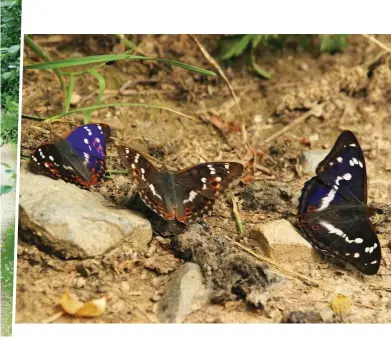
[19,169,152,258]
[250,219,317,264]
[157,263,209,323]
[70,92,81,105]
[282,311,323,323]
[319,307,335,323]
[301,150,329,174]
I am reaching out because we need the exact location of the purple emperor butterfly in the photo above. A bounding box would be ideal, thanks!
[118,145,244,224]
[296,130,382,275]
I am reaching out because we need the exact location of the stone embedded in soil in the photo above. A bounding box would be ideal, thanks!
[301,150,329,175]
[19,168,152,259]
[282,311,323,323]
[250,219,317,264]
[157,262,209,323]
[171,223,285,307]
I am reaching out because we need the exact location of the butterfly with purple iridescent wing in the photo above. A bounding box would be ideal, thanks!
[296,130,382,275]
[29,123,111,189]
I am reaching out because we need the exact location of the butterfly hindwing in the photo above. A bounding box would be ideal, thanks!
[296,130,381,275]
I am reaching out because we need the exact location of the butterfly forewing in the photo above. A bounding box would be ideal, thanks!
[118,146,175,220]
[29,138,93,188]
[29,123,111,189]
[175,162,244,199]
[296,130,381,275]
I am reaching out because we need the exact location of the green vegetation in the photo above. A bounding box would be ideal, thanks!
[1,0,22,144]
[24,35,216,123]
[219,34,349,79]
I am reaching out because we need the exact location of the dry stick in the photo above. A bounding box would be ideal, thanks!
[188,35,249,149]
[362,34,391,54]
[258,105,323,148]
[41,311,64,324]
[229,189,244,234]
[232,240,326,288]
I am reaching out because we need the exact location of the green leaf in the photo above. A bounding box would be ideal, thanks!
[319,34,349,53]
[7,44,20,54]
[24,54,216,76]
[64,75,75,113]
[251,52,272,79]
[222,35,253,60]
[251,34,265,48]
[84,69,106,123]
[0,185,13,194]
[1,225,15,297]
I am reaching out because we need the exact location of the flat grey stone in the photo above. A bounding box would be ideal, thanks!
[19,168,152,258]
[302,150,329,174]
[157,263,209,323]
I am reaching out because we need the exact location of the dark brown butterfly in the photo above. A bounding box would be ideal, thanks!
[118,146,243,224]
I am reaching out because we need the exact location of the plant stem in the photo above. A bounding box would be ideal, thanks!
[24,35,67,105]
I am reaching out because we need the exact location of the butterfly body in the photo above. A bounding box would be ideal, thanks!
[29,123,111,189]
[118,146,243,224]
[296,131,381,275]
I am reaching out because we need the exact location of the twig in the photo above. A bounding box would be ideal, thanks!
[258,105,323,148]
[189,35,249,149]
[232,240,325,288]
[41,311,64,323]
[362,34,391,54]
[230,189,244,234]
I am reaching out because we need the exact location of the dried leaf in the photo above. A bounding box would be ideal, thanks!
[58,291,108,318]
[75,295,108,317]
[59,291,84,315]
[331,294,351,317]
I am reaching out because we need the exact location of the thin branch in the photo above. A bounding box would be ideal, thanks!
[189,35,249,150]
[258,105,323,148]
[362,34,391,54]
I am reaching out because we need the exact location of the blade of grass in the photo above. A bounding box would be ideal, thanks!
[65,75,75,113]
[113,34,138,50]
[24,54,216,76]
[43,102,200,123]
[84,69,106,123]
[251,50,272,79]
[24,35,66,102]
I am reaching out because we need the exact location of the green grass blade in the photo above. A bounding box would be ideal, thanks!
[84,69,106,124]
[44,102,199,123]
[24,54,216,76]
[24,35,67,102]
[65,74,75,113]
[251,51,272,79]
[113,34,138,50]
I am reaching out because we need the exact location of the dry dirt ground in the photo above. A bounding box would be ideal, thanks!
[16,34,391,323]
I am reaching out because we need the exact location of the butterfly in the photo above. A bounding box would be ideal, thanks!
[118,145,244,224]
[29,123,111,189]
[296,130,382,275]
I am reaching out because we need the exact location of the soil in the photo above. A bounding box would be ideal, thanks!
[16,34,391,324]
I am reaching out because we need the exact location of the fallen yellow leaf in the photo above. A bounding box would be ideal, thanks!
[331,294,351,317]
[75,295,108,318]
[59,291,84,315]
[58,291,108,318]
